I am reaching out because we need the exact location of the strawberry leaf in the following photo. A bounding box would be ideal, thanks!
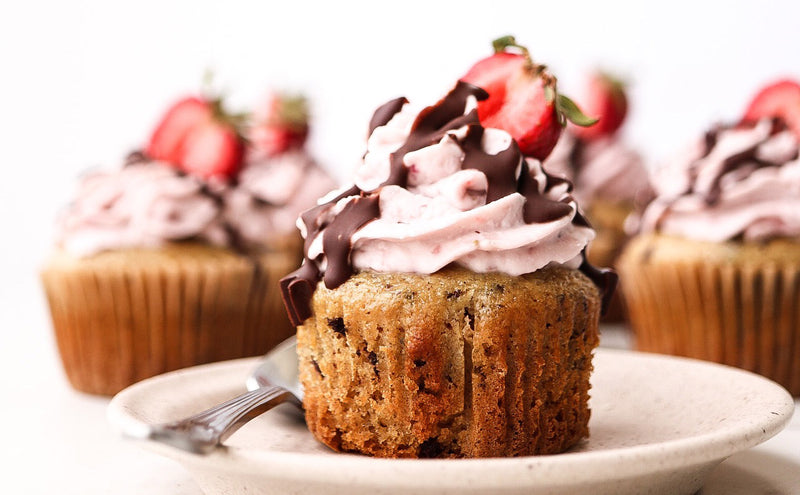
[491,35,530,59]
[557,94,598,127]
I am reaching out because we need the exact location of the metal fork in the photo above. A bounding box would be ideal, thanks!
[142,384,302,454]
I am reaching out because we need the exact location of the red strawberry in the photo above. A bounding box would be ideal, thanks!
[571,71,628,141]
[460,36,596,160]
[146,97,212,164]
[741,79,800,138]
[146,96,245,179]
[178,121,244,179]
[249,92,310,157]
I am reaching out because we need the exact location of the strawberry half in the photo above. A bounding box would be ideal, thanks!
[146,97,212,164]
[571,71,628,141]
[460,36,596,160]
[249,92,310,157]
[178,120,244,179]
[741,79,800,138]
[146,95,245,180]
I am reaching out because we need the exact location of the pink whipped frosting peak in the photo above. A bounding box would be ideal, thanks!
[543,131,652,206]
[639,118,800,242]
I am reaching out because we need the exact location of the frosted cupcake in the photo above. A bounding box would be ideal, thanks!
[544,71,652,320]
[618,79,800,395]
[281,38,616,458]
[41,91,335,396]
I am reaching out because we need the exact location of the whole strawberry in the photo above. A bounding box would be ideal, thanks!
[571,71,628,141]
[146,95,245,180]
[741,79,800,138]
[460,36,596,160]
[249,92,310,157]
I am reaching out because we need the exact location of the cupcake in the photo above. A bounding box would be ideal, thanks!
[544,71,652,321]
[281,37,616,458]
[41,91,335,396]
[618,79,800,395]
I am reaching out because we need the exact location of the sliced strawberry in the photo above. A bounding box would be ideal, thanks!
[460,36,596,160]
[249,92,310,157]
[461,51,526,119]
[741,79,800,138]
[571,71,628,141]
[146,97,213,164]
[179,121,244,179]
[146,94,245,179]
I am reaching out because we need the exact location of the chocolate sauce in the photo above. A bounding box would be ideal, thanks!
[461,125,520,202]
[691,118,795,205]
[279,81,617,326]
[321,194,381,288]
[517,161,573,223]
[368,97,408,137]
[124,150,148,167]
[579,258,618,314]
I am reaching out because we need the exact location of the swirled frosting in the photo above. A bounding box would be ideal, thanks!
[281,82,617,326]
[223,150,336,250]
[639,119,800,242]
[55,161,230,257]
[56,151,337,257]
[543,132,652,206]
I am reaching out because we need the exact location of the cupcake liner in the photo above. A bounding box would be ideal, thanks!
[619,236,800,396]
[41,243,299,396]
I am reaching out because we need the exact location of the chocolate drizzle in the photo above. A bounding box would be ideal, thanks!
[517,161,574,224]
[688,118,797,206]
[321,194,381,288]
[461,126,521,202]
[279,81,616,326]
[579,258,618,314]
[368,97,408,137]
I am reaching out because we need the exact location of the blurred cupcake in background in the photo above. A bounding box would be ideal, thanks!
[225,91,336,253]
[544,71,653,321]
[41,88,336,396]
[618,79,800,395]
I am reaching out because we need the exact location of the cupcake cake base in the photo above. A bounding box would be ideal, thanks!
[297,266,601,458]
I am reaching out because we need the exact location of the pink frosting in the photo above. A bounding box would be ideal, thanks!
[639,119,800,242]
[302,99,595,276]
[55,162,229,257]
[56,153,337,257]
[224,150,336,250]
[543,132,652,206]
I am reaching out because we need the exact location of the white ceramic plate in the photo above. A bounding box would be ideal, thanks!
[108,349,794,495]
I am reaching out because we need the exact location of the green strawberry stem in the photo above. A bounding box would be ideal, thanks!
[556,94,598,127]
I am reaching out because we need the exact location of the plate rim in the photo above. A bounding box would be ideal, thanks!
[107,348,795,489]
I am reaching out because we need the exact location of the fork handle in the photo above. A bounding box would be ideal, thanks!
[143,385,302,454]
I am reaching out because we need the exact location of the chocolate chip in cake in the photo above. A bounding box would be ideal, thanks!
[368,351,379,377]
[418,438,444,458]
[311,358,324,378]
[446,289,463,300]
[327,317,347,336]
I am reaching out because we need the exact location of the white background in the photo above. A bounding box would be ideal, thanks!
[1,0,799,492]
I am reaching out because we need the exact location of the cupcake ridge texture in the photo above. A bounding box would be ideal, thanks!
[281,81,617,326]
